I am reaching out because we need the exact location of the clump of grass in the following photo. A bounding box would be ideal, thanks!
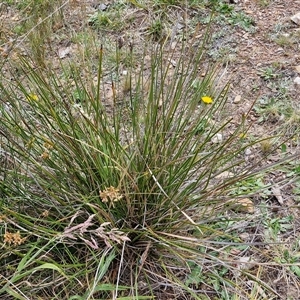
[147,18,165,40]
[0,29,297,299]
[24,1,65,64]
[211,1,256,32]
[260,138,274,155]
[254,89,300,141]
[88,3,126,32]
[258,66,280,80]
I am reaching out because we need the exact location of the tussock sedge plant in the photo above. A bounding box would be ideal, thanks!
[0,36,298,299]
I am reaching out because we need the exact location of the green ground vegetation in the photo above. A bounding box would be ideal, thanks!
[0,0,300,299]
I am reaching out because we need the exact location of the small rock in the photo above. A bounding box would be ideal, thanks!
[58,46,71,59]
[233,95,242,104]
[291,12,300,25]
[294,76,300,85]
[239,232,250,241]
[216,171,234,179]
[176,22,185,30]
[98,3,108,11]
[294,65,300,73]
[167,58,177,67]
[170,41,177,50]
[245,148,252,155]
[212,133,223,144]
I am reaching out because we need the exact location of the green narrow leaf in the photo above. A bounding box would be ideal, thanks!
[17,246,36,272]
[116,297,154,300]
[93,284,128,291]
[33,263,67,278]
[68,296,84,300]
[281,143,287,153]
[6,287,28,300]
[290,265,300,278]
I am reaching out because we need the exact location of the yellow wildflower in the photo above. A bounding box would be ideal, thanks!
[27,93,39,101]
[201,96,213,104]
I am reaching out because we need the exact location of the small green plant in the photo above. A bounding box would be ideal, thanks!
[88,2,127,31]
[258,66,279,80]
[283,250,300,278]
[88,11,123,30]
[147,18,164,40]
[293,186,300,202]
[254,93,300,139]
[269,20,296,47]
[263,216,293,241]
[215,2,234,14]
[254,97,282,123]
[229,175,271,198]
[154,0,180,5]
[273,34,294,47]
[260,139,273,154]
[257,0,271,7]
[213,2,256,32]
[227,11,255,31]
[208,45,237,64]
